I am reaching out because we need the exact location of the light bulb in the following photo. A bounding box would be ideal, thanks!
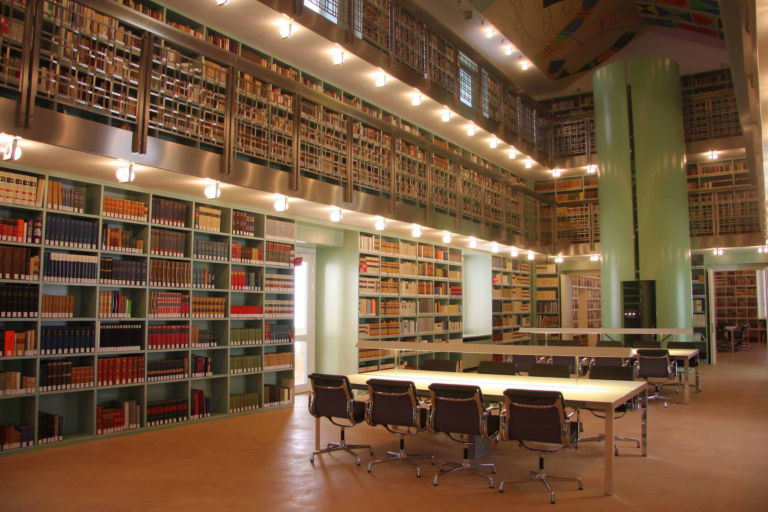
[204,181,221,199]
[411,92,422,106]
[273,193,289,212]
[467,124,476,136]
[329,207,342,223]
[115,163,135,183]
[510,247,518,258]
[554,255,563,263]
[527,250,535,261]
[508,148,518,159]
[442,231,452,244]
[441,108,452,122]
[524,158,534,169]
[468,236,477,249]
[489,138,498,149]
[374,70,388,87]
[374,216,386,231]
[411,224,422,238]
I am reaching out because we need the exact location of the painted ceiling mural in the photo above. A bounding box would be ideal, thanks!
[469,0,723,80]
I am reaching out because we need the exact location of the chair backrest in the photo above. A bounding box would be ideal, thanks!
[636,349,672,379]
[366,379,419,428]
[592,356,624,367]
[428,383,484,436]
[554,339,582,346]
[551,356,577,374]
[477,360,517,375]
[589,364,635,381]
[528,363,570,379]
[666,341,696,349]
[597,340,623,347]
[502,389,569,446]
[308,373,354,420]
[420,358,459,372]
[634,340,661,349]
[513,354,537,373]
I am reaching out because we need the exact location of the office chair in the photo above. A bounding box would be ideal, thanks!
[365,378,434,477]
[633,340,661,349]
[635,349,678,407]
[578,365,641,455]
[528,363,570,379]
[512,354,537,373]
[420,358,459,372]
[428,383,499,488]
[308,373,373,465]
[666,341,702,393]
[586,339,626,371]
[477,360,517,375]
[735,324,751,351]
[498,389,583,503]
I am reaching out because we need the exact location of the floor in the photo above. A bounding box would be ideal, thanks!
[1,348,767,512]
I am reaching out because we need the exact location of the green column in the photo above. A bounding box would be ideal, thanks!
[629,58,692,332]
[593,62,635,329]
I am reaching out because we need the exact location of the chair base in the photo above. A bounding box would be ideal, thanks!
[578,433,641,456]
[367,447,434,477]
[499,458,583,504]
[310,427,373,465]
[433,458,495,488]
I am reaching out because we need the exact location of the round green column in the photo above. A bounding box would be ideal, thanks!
[593,62,635,329]
[629,58,692,332]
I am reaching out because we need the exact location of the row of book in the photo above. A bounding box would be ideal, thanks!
[264,273,293,292]
[100,257,146,285]
[149,259,190,288]
[231,327,262,346]
[359,320,399,337]
[43,252,98,282]
[231,242,261,263]
[151,197,187,227]
[41,294,75,318]
[1,170,45,207]
[146,398,188,426]
[264,383,292,406]
[102,197,148,222]
[0,284,39,317]
[230,354,262,373]
[45,215,98,249]
[230,305,263,317]
[192,267,216,288]
[194,205,222,232]
[2,328,37,357]
[263,352,292,369]
[263,300,293,317]
[38,411,64,443]
[150,229,186,257]
[231,269,260,290]
[190,355,212,377]
[191,389,211,419]
[264,217,295,240]
[97,400,141,435]
[40,361,94,391]
[0,425,35,450]
[148,291,190,318]
[99,323,143,351]
[98,290,133,318]
[47,180,85,213]
[102,225,143,253]
[147,357,187,381]
[0,245,40,280]
[0,370,36,395]
[264,241,293,266]
[193,239,228,261]
[148,324,189,349]
[191,296,227,317]
[0,217,42,244]
[229,391,259,413]
[232,210,256,237]
[192,327,217,347]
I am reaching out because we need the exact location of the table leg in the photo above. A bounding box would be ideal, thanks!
[641,388,647,457]
[683,359,691,404]
[315,416,320,450]
[604,406,614,496]
[695,366,701,392]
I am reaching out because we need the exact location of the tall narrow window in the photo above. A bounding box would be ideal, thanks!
[458,52,477,107]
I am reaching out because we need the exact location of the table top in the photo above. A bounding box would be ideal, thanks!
[348,369,647,408]
[519,327,695,335]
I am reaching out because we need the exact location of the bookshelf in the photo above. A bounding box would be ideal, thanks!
[534,176,599,246]
[0,168,295,453]
[491,256,531,344]
[357,232,463,373]
[713,269,763,347]
[690,254,709,362]
[561,273,600,345]
[534,263,560,343]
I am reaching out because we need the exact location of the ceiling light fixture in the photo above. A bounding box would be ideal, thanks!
[203,180,221,199]
[713,248,723,256]
[374,216,386,231]
[590,254,601,262]
[329,206,342,223]
[115,162,135,183]
[527,250,535,261]
[489,137,498,149]
[374,70,388,87]
[411,91,422,106]
[508,148,518,159]
[330,47,345,65]
[524,158,534,169]
[441,108,452,122]
[484,27,494,38]
[467,124,476,136]
[491,241,499,253]
[510,247,519,258]
[468,236,478,249]
[0,133,22,161]
[520,60,530,71]
[216,0,230,5]
[273,193,289,212]
[551,168,562,178]
[279,18,293,39]
[504,44,514,56]
[554,255,564,263]
[442,231,452,244]
[707,149,719,160]
[759,246,766,254]
[586,164,598,174]
[411,224,422,238]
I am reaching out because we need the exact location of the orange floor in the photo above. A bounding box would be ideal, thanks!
[1,348,767,512]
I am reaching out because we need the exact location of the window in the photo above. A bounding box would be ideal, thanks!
[482,69,501,121]
[458,52,477,107]
[304,0,343,25]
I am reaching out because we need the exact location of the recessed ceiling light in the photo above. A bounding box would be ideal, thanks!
[330,47,345,65]
[374,70,388,87]
[442,231,452,244]
[1,134,22,161]
[510,247,518,258]
[508,148,518,159]
[524,158,534,169]
[484,27,494,38]
[204,180,221,199]
[279,19,293,39]
[216,0,230,5]
[586,164,598,174]
[329,206,342,223]
[504,44,514,56]
[491,242,499,253]
[115,162,135,183]
[552,168,562,178]
[707,149,719,160]
[411,224,422,238]
[441,108,452,122]
[467,124,476,136]
[273,193,289,212]
[411,91,422,106]
[527,250,535,261]
[520,60,530,71]
[554,255,563,263]
[374,216,386,231]
[489,138,498,149]
[468,236,478,249]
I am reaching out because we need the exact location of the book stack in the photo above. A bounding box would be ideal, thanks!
[2,328,37,356]
[230,354,261,373]
[101,225,143,253]
[97,355,144,385]
[99,323,143,351]
[230,304,263,318]
[45,216,98,249]
[146,398,188,426]
[46,181,85,213]
[151,197,187,227]
[0,285,38,318]
[0,170,44,206]
[0,425,34,450]
[232,211,256,236]
[191,296,226,318]
[41,295,75,318]
[150,229,186,257]
[38,411,64,444]
[148,324,189,349]
[0,216,42,243]
[40,361,94,391]
[359,277,381,294]
[191,326,216,347]
[40,325,94,354]
[0,370,36,395]
[149,259,190,287]
[265,217,295,240]
[231,269,260,290]
[192,267,216,289]
[230,327,262,346]
[0,246,40,280]
[100,257,146,285]
[102,197,148,221]
[264,241,293,266]
[264,299,293,317]
[147,357,188,381]
[148,291,190,318]
[193,239,228,261]
[190,355,211,377]
[195,205,222,232]
[191,389,211,419]
[43,252,98,282]
[229,391,259,413]
[263,351,292,370]
[231,242,262,263]
[264,273,292,292]
[96,400,141,434]
[98,290,132,318]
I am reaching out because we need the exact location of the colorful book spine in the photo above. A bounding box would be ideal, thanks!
[0,217,42,243]
[98,323,143,351]
[146,398,188,426]
[45,216,98,249]
[0,246,40,280]
[40,325,95,354]
[99,257,146,285]
[148,323,190,350]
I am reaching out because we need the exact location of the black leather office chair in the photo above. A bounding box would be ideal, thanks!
[578,365,641,455]
[635,349,678,407]
[308,373,373,465]
[734,323,751,351]
[666,341,701,393]
[634,340,661,349]
[421,358,460,372]
[513,354,537,373]
[528,363,570,379]
[365,379,434,477]
[477,360,517,375]
[498,389,583,503]
[428,383,499,488]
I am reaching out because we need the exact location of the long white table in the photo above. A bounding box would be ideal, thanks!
[340,369,648,496]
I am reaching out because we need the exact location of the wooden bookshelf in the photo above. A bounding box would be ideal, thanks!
[357,232,463,373]
[534,263,560,342]
[713,269,763,347]
[561,273,600,344]
[0,168,295,454]
[690,254,709,362]
[491,256,531,345]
